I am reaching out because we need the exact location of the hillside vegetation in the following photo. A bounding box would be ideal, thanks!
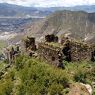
[0,55,95,95]
[0,40,7,54]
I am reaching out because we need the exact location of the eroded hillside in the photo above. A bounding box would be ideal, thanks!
[25,10,95,44]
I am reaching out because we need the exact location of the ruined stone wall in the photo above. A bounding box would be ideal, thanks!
[70,42,92,61]
[45,34,58,43]
[91,46,95,61]
[24,36,37,51]
[37,41,92,67]
[4,46,21,64]
[37,43,63,67]
[23,35,94,67]
[61,36,92,61]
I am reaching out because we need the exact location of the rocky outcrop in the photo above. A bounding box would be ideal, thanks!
[68,83,91,95]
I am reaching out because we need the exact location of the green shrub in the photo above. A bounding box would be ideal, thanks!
[0,76,13,95]
[16,56,70,95]
[48,83,63,95]
[15,55,29,70]
[74,71,87,83]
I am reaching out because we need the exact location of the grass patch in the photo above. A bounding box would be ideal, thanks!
[0,40,7,54]
[45,42,63,48]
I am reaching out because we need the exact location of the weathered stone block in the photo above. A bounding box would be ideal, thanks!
[37,43,64,67]
[45,34,58,42]
[24,36,37,51]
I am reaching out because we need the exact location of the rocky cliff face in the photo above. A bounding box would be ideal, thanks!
[25,10,95,44]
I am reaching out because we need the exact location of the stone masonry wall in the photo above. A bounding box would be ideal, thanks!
[37,43,63,67]
[70,42,92,61]
[37,40,92,67]
[45,34,58,43]
[24,36,36,51]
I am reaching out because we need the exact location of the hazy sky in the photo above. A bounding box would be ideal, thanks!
[0,0,95,7]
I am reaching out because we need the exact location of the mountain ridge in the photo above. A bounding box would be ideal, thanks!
[0,3,95,17]
[0,3,52,17]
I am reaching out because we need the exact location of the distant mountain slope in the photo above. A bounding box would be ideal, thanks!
[25,10,95,44]
[69,5,95,13]
[0,3,95,17]
[40,5,95,13]
[0,3,52,17]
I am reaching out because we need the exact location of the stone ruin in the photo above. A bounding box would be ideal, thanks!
[37,34,65,68]
[45,34,58,42]
[24,36,37,51]
[24,36,37,57]
[3,34,95,67]
[38,42,64,68]
[61,38,92,61]
[91,46,95,62]
[37,34,95,67]
[4,45,21,64]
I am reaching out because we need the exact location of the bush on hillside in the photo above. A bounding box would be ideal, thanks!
[15,56,70,95]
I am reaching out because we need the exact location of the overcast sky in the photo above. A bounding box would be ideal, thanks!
[0,0,95,7]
